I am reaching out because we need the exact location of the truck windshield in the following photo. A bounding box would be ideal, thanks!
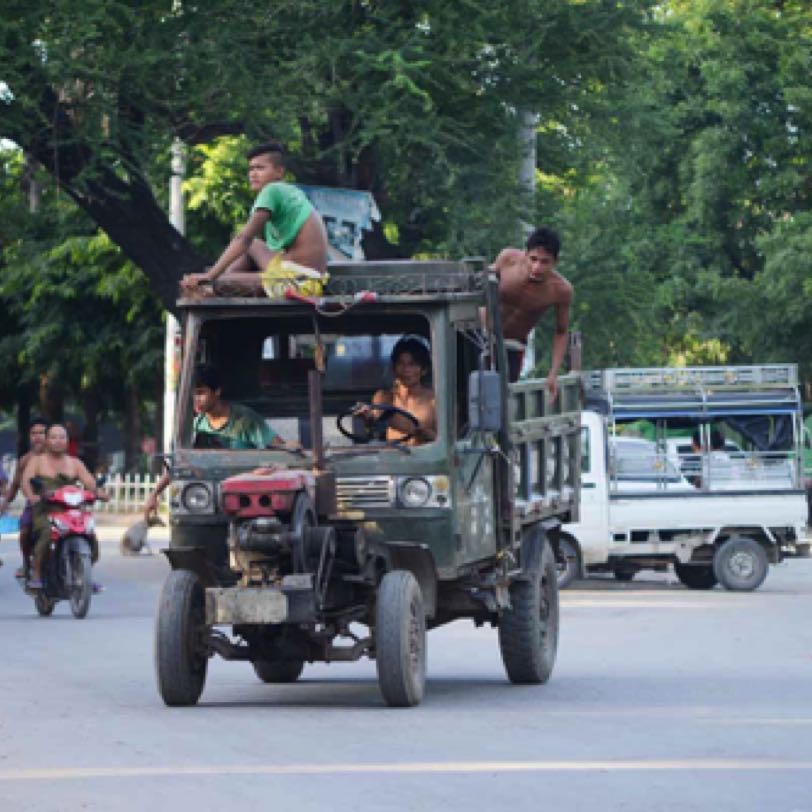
[181,312,435,451]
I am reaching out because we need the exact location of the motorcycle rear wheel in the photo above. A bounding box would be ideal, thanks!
[69,553,92,619]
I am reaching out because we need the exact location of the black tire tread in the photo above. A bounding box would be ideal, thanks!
[155,570,208,706]
[253,659,305,684]
[499,544,559,685]
[375,570,426,707]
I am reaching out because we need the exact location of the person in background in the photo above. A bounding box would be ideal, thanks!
[0,417,48,578]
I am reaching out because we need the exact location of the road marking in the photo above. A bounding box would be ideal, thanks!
[0,759,810,782]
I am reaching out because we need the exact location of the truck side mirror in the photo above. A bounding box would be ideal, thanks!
[468,370,502,431]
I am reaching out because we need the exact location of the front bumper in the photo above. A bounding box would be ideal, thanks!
[205,576,316,625]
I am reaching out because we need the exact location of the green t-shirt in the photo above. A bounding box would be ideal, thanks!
[193,402,279,450]
[251,182,313,251]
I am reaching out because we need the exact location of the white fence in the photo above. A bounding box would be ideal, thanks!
[96,473,163,514]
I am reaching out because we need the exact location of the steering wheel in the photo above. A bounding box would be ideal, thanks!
[337,403,420,444]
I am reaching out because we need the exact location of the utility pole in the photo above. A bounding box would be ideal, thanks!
[164,139,185,454]
[518,110,538,378]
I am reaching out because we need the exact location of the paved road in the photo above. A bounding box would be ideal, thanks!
[1,527,811,811]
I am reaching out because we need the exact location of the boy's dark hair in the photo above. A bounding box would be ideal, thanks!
[247,141,285,167]
[29,416,48,430]
[710,428,725,451]
[391,336,431,371]
[194,364,222,392]
[526,226,561,259]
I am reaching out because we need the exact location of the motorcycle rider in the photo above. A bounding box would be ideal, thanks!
[21,422,108,590]
[0,417,48,578]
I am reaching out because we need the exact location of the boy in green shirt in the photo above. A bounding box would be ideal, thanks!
[181,142,328,296]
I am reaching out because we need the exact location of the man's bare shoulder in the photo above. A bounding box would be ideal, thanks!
[549,271,573,302]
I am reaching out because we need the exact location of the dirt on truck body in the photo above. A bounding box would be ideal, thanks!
[155,259,581,707]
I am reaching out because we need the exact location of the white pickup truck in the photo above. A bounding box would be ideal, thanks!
[559,364,810,591]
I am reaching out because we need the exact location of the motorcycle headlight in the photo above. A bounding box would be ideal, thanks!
[399,477,431,508]
[182,483,213,513]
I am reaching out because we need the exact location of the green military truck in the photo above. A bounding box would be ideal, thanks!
[155,260,580,707]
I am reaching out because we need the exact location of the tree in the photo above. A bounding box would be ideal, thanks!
[2,1,651,310]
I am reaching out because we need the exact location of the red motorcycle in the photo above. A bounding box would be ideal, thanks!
[18,477,104,618]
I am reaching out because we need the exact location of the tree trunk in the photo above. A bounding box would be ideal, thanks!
[39,375,64,424]
[15,383,34,458]
[123,384,142,473]
[11,85,204,314]
[81,388,100,472]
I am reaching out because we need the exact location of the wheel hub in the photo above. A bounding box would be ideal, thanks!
[729,551,755,579]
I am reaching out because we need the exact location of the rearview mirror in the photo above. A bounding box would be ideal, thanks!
[468,370,502,431]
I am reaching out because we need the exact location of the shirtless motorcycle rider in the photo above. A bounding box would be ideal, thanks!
[353,336,437,446]
[0,417,48,579]
[493,226,572,401]
[21,423,109,590]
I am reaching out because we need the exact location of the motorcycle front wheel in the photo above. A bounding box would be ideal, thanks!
[69,552,93,619]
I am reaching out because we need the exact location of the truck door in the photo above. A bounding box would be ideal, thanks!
[564,410,611,566]
[451,327,498,563]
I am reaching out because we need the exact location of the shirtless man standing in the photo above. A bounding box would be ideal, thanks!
[0,417,48,578]
[21,423,107,589]
[494,226,572,400]
[355,337,437,446]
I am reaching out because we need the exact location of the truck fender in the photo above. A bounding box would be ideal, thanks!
[162,546,220,587]
[518,520,559,579]
[385,542,438,620]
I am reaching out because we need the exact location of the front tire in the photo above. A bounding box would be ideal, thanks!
[35,592,55,617]
[499,542,559,684]
[375,570,426,707]
[714,537,769,592]
[69,553,92,619]
[155,570,209,706]
[252,659,305,684]
[675,563,718,590]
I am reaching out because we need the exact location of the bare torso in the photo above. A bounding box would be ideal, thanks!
[496,248,572,342]
[373,384,436,446]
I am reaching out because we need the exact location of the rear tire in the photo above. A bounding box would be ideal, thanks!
[155,570,209,706]
[252,659,305,684]
[556,536,580,589]
[499,543,559,684]
[69,553,92,619]
[714,537,769,592]
[375,570,426,707]
[35,592,55,617]
[675,563,717,590]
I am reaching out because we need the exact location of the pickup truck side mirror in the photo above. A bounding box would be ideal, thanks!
[468,370,502,431]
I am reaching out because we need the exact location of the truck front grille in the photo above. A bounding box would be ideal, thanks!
[336,476,393,510]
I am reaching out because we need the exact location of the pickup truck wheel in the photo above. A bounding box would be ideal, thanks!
[556,536,579,589]
[155,570,209,706]
[375,570,426,707]
[713,537,769,592]
[499,543,559,684]
[252,659,305,683]
[674,563,718,590]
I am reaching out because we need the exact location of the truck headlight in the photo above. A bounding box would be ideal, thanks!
[399,477,431,508]
[182,482,213,513]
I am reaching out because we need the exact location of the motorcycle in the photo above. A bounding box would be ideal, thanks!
[17,477,104,618]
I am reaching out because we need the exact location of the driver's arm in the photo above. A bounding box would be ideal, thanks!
[75,459,106,498]
[20,457,41,503]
